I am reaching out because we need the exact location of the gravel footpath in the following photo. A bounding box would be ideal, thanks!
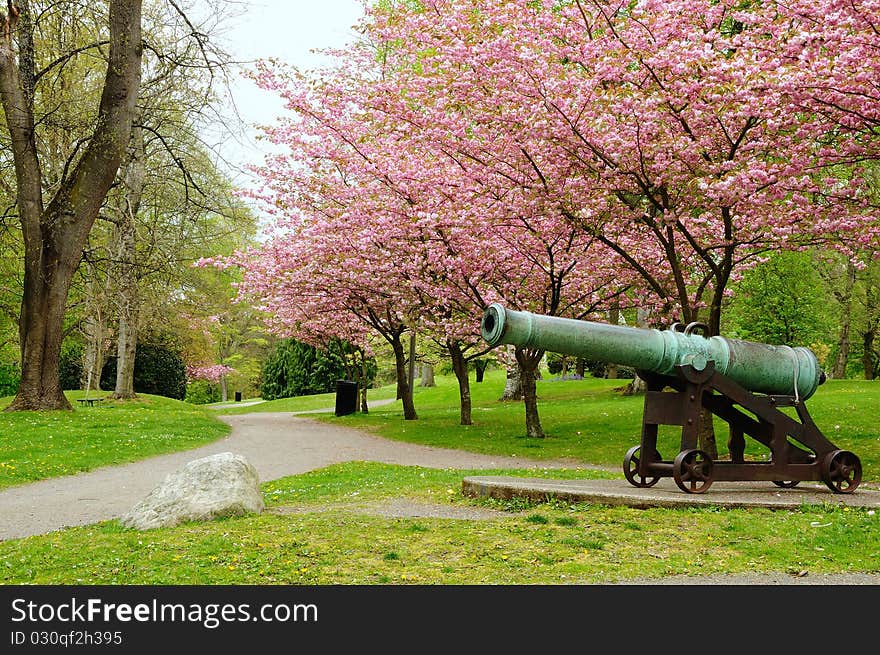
[0,411,583,541]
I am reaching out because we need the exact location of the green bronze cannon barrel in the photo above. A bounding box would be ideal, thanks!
[480,303,825,400]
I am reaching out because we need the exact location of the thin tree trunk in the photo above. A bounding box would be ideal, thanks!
[474,359,487,382]
[1,1,143,411]
[832,262,856,379]
[697,406,718,459]
[81,312,106,392]
[391,334,417,420]
[220,374,228,402]
[111,210,139,398]
[606,305,620,379]
[111,123,145,399]
[407,331,416,395]
[623,308,651,396]
[353,346,369,412]
[834,321,852,379]
[359,374,369,413]
[516,347,545,438]
[863,274,879,381]
[447,341,471,426]
[864,331,876,380]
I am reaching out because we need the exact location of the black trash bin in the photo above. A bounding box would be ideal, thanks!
[234,391,242,402]
[335,380,358,416]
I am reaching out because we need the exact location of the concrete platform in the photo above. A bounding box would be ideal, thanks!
[461,476,880,510]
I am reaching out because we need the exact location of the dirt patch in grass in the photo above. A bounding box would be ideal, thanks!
[267,497,519,521]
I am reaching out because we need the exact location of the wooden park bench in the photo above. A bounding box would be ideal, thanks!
[76,397,105,407]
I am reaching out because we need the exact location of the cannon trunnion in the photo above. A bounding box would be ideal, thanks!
[480,304,862,495]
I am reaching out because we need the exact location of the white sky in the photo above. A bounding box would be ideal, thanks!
[199,0,366,189]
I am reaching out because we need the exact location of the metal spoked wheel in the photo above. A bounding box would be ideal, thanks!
[623,445,661,488]
[772,480,801,489]
[673,449,714,494]
[821,450,862,494]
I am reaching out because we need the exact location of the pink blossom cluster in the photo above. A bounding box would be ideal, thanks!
[185,364,236,383]
[220,0,878,350]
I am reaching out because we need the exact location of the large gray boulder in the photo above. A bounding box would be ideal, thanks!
[121,452,265,530]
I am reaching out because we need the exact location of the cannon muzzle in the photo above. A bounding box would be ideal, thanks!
[481,303,824,400]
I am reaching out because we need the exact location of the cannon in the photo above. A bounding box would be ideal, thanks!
[480,303,862,494]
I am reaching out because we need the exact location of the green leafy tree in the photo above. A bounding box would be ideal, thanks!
[0,1,143,410]
[59,342,84,391]
[725,251,835,350]
[261,339,377,401]
[101,343,186,400]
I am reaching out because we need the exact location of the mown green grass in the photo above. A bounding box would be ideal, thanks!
[1,462,876,584]
[0,391,230,489]
[2,376,878,584]
[213,384,399,415]
[313,371,880,481]
[2,371,876,492]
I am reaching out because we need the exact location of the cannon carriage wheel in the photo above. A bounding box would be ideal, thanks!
[821,450,862,494]
[623,445,662,488]
[673,449,714,494]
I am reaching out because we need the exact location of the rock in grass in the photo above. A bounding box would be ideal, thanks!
[121,452,265,530]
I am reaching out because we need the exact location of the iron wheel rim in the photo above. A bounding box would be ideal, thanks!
[673,449,714,494]
[821,450,862,494]
[623,445,661,488]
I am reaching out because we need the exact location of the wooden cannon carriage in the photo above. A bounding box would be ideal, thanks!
[480,304,862,494]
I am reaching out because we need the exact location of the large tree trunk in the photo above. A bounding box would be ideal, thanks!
[419,363,435,387]
[500,364,522,400]
[515,347,545,438]
[1,1,143,411]
[499,345,522,400]
[111,123,145,399]
[447,340,471,426]
[391,334,417,420]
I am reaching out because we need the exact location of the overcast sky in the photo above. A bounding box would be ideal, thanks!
[201,0,366,186]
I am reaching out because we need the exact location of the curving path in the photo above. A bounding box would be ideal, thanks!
[2,410,878,585]
[0,411,584,541]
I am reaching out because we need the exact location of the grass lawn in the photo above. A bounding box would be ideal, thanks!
[0,391,230,490]
[212,383,399,415]
[1,461,877,584]
[1,372,877,584]
[272,369,880,483]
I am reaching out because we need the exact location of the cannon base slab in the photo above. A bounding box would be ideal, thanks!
[624,365,862,495]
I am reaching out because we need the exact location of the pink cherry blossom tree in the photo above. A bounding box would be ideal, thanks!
[186,364,236,384]
[345,0,880,450]
[243,50,633,436]
[224,0,879,446]
[363,0,879,334]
